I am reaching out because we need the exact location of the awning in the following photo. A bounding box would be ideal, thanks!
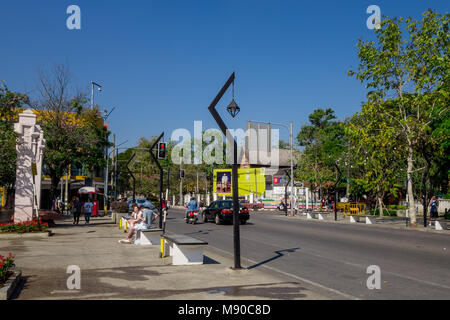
[77,187,99,194]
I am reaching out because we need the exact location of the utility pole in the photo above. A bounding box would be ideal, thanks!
[179,163,183,206]
[90,82,102,109]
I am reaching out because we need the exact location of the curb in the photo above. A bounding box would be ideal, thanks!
[0,270,22,300]
[0,231,51,240]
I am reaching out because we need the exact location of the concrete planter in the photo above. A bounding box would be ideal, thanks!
[0,230,51,240]
[115,213,129,225]
[0,270,22,300]
[396,210,407,217]
[111,211,116,222]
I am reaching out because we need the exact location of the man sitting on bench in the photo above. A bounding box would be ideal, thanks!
[119,206,158,244]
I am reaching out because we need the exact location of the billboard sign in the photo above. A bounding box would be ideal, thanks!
[214,168,266,196]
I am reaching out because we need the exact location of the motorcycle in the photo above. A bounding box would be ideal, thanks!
[185,210,199,224]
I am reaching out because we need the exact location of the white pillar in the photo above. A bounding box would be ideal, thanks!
[14,110,45,223]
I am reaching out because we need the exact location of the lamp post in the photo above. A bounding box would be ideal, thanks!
[102,107,115,213]
[208,72,242,269]
[91,81,102,109]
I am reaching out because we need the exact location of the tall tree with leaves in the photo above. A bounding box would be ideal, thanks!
[34,64,110,203]
[0,82,29,197]
[349,10,449,225]
[297,108,346,201]
[347,98,405,215]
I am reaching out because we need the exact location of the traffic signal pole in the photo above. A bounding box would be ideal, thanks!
[149,132,165,230]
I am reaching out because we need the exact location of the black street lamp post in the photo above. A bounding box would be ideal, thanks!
[208,72,242,269]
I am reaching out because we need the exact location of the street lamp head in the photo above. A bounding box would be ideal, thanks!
[98,86,102,92]
[226,99,240,118]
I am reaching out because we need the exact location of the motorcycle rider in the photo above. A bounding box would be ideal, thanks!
[185,197,199,221]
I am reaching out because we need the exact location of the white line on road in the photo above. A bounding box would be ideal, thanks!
[207,245,360,300]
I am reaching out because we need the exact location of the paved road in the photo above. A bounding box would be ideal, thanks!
[165,208,450,300]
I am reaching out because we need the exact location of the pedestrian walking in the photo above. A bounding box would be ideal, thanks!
[429,196,439,226]
[82,198,93,224]
[72,196,82,225]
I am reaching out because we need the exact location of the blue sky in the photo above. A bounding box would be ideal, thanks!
[1,0,448,148]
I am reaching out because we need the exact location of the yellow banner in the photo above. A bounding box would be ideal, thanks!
[213,168,265,197]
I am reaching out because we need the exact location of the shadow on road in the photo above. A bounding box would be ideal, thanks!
[247,247,300,270]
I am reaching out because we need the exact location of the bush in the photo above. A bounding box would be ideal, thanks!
[111,201,129,213]
[0,219,48,233]
[0,253,15,287]
[370,209,397,217]
[386,205,406,210]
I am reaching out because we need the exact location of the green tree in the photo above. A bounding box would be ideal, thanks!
[34,64,110,202]
[296,108,346,202]
[0,82,29,192]
[346,98,405,215]
[349,10,449,225]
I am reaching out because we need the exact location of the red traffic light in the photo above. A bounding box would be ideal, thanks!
[157,142,167,159]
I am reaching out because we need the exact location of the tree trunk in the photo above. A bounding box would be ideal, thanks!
[407,146,416,225]
[422,159,431,227]
[50,173,60,210]
[378,196,384,217]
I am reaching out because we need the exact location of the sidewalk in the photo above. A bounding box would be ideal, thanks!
[0,215,336,300]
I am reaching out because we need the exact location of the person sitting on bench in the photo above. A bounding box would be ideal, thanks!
[119,206,158,244]
[127,203,140,229]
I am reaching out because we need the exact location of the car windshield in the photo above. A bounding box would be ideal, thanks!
[219,201,243,209]
[137,199,146,204]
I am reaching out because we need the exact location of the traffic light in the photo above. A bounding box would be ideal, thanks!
[180,169,185,179]
[157,142,167,159]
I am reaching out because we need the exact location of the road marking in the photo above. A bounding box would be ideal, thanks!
[342,260,450,291]
[170,208,450,295]
[207,245,360,300]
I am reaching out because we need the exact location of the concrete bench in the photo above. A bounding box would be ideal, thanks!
[135,228,163,245]
[349,215,376,224]
[162,234,208,266]
[435,220,448,231]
